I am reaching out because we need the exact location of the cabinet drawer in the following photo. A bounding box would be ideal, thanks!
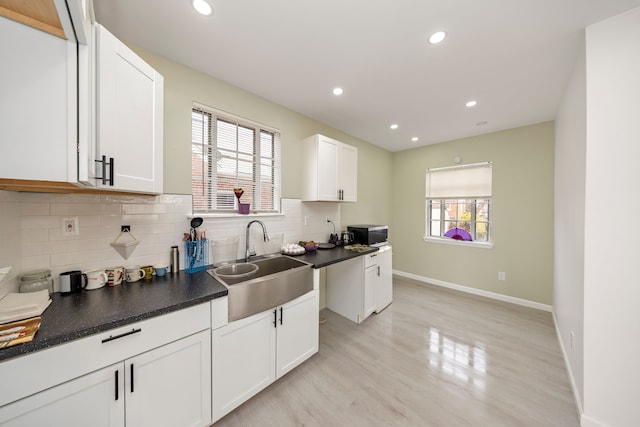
[0,303,209,407]
[364,252,379,268]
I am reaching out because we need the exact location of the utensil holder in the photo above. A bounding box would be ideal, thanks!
[185,238,209,273]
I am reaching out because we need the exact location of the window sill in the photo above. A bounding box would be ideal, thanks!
[190,212,285,219]
[423,236,494,249]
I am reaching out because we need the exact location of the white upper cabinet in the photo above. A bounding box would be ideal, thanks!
[0,7,78,184]
[93,24,163,194]
[0,2,163,195]
[302,134,357,202]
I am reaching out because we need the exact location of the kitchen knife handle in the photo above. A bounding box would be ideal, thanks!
[115,370,119,401]
[279,306,283,325]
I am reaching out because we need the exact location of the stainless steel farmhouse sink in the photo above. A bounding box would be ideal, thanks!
[208,255,313,321]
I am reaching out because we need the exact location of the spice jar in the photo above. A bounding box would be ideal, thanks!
[20,269,53,294]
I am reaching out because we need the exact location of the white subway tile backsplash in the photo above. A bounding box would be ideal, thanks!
[50,202,122,216]
[1,192,341,291]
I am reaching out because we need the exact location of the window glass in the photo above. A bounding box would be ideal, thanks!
[192,107,281,213]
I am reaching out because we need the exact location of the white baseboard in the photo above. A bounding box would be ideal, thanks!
[581,415,606,427]
[392,269,552,312]
[552,311,584,423]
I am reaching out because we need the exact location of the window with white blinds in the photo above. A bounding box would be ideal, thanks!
[425,162,492,244]
[192,105,281,213]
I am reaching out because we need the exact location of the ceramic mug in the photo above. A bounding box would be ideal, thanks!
[141,265,154,280]
[106,266,124,286]
[154,264,169,277]
[125,266,146,283]
[60,270,88,294]
[85,269,108,290]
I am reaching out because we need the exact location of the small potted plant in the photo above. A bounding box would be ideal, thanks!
[234,188,250,214]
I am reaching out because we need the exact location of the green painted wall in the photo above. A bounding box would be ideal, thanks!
[391,122,555,305]
[129,46,393,229]
[130,46,553,305]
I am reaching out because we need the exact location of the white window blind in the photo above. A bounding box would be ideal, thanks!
[426,162,492,199]
[192,105,281,213]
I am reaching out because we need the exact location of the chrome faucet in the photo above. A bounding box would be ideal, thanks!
[245,220,270,262]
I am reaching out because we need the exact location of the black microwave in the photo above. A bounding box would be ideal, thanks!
[347,225,388,247]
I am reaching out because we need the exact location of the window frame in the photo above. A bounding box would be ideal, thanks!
[191,103,281,215]
[424,163,494,249]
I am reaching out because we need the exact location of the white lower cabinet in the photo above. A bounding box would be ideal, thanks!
[0,363,124,427]
[212,289,319,422]
[326,246,393,323]
[0,330,210,427]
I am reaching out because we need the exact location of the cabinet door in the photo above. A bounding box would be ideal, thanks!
[276,290,319,378]
[374,247,393,312]
[337,143,358,202]
[212,309,276,422]
[316,136,339,200]
[363,265,377,321]
[0,363,125,427]
[0,17,76,183]
[125,330,211,427]
[96,24,163,194]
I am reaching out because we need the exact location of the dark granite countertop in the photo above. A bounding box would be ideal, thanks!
[0,246,378,363]
[295,245,379,268]
[0,269,227,362]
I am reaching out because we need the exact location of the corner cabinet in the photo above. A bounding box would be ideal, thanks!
[302,134,357,202]
[211,289,319,422]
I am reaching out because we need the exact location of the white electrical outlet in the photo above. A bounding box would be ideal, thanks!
[498,271,506,281]
[62,217,79,236]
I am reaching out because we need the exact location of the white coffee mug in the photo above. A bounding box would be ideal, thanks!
[125,266,146,283]
[85,269,108,290]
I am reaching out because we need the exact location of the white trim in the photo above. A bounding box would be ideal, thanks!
[423,236,494,249]
[581,416,607,427]
[426,161,492,172]
[552,311,584,421]
[190,212,284,219]
[192,101,280,134]
[393,269,552,312]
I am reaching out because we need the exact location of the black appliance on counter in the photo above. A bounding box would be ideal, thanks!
[347,225,388,247]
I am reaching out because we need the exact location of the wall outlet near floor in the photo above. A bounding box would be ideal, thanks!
[62,217,79,236]
[498,271,506,281]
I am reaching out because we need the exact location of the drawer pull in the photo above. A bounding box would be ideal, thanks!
[101,328,142,343]
[115,370,119,401]
[130,363,134,393]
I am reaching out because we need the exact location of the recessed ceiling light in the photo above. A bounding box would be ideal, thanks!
[332,87,343,96]
[428,31,447,44]
[466,100,477,107]
[390,124,399,130]
[477,121,488,126]
[191,0,213,16]
[411,137,419,142]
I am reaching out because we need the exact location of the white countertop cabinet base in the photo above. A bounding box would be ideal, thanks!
[212,289,319,423]
[327,246,393,323]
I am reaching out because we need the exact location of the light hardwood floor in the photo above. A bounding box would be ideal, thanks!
[214,277,579,426]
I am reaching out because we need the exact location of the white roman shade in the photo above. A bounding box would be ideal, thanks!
[426,162,492,198]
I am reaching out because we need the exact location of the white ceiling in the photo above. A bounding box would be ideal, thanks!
[92,0,640,152]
